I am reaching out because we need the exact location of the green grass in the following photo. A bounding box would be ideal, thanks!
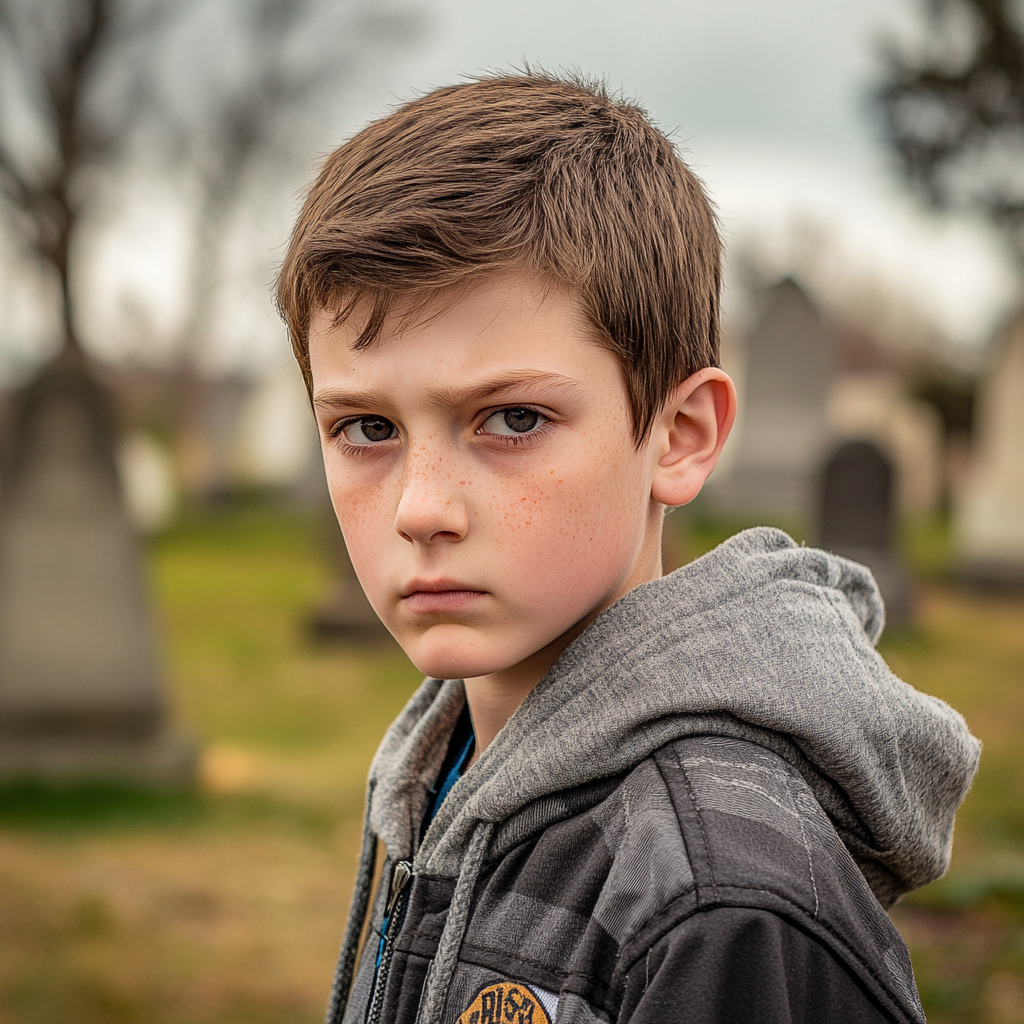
[0,782,204,832]
[0,505,1020,1023]
[0,781,343,842]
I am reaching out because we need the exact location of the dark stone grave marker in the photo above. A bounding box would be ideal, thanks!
[818,440,913,626]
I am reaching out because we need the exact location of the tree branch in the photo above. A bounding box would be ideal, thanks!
[874,0,1024,266]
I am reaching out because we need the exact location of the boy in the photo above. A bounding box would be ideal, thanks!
[276,74,980,1024]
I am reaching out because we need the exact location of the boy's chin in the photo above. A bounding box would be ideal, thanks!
[399,624,526,682]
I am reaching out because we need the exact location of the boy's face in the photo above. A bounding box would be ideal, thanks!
[308,275,670,683]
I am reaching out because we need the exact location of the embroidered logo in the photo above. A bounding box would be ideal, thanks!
[458,983,552,1024]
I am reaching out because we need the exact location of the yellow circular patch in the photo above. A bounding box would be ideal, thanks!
[458,982,552,1024]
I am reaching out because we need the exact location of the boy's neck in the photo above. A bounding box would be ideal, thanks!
[462,626,587,765]
[463,532,665,764]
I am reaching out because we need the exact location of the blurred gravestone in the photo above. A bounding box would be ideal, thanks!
[306,458,392,642]
[818,440,913,626]
[0,353,194,782]
[311,522,393,643]
[706,278,832,522]
[957,309,1024,587]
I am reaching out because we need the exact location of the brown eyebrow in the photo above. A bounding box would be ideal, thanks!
[312,370,584,415]
[312,386,391,415]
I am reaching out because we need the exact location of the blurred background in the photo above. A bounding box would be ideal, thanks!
[0,1,1021,1022]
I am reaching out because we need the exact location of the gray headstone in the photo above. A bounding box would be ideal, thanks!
[304,462,392,643]
[957,308,1024,587]
[0,354,194,783]
[706,278,833,521]
[818,440,913,627]
[311,524,393,643]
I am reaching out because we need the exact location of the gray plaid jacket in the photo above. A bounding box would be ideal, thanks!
[344,735,927,1023]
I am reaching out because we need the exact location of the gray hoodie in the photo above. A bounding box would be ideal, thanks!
[330,528,980,1024]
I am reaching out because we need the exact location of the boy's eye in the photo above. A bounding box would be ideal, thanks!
[339,416,396,445]
[480,408,546,435]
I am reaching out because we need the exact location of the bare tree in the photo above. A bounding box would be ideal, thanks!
[874,0,1024,268]
[0,0,420,365]
[168,0,422,369]
[0,0,167,354]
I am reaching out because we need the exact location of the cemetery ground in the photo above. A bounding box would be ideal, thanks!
[0,509,1021,1024]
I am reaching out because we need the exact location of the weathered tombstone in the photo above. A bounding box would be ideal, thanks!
[818,440,913,626]
[705,278,833,522]
[957,308,1024,587]
[825,373,943,519]
[0,352,194,782]
[311,525,393,643]
[307,457,392,642]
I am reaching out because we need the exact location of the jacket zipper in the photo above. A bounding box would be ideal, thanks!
[366,860,413,1024]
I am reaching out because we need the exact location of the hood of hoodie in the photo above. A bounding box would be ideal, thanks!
[367,527,980,907]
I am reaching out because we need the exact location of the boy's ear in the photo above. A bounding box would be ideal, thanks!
[650,368,738,508]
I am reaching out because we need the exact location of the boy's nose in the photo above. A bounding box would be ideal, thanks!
[394,452,469,544]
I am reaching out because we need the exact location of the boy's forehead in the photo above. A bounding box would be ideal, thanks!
[307,276,622,409]
[310,274,578,341]
[308,277,598,373]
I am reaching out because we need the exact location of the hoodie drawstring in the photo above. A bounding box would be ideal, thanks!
[415,820,496,1024]
[326,787,379,1024]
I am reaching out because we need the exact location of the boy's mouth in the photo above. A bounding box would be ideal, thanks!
[400,579,487,614]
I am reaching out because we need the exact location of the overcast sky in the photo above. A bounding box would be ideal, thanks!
[27,0,1021,380]
[406,0,892,161]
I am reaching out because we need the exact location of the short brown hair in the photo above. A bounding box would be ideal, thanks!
[276,72,721,442]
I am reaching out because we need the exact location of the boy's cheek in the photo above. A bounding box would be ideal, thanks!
[323,455,396,531]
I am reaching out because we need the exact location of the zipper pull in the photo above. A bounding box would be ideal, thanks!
[385,861,412,918]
